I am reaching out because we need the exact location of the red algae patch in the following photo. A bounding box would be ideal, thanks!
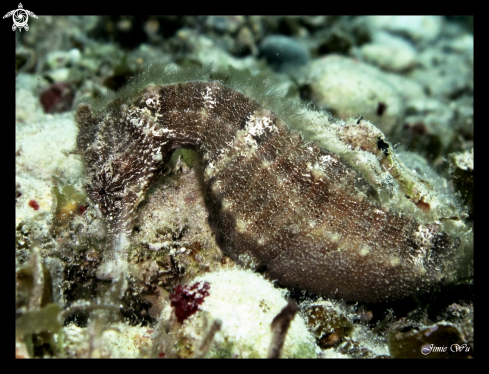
[28,199,39,210]
[170,281,210,323]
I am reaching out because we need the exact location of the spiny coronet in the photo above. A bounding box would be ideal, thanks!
[76,66,473,302]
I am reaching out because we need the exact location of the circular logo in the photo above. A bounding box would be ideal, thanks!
[3,4,37,32]
[12,9,28,29]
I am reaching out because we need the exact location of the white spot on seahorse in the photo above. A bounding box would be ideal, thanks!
[145,97,159,108]
[202,85,217,110]
[243,112,276,147]
[319,154,337,165]
[414,224,436,248]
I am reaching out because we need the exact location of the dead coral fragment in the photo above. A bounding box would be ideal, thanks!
[268,299,299,358]
[301,300,353,350]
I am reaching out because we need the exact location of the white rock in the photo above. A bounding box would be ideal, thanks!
[367,16,443,42]
[301,55,404,134]
[16,113,83,226]
[170,268,316,358]
[359,31,417,72]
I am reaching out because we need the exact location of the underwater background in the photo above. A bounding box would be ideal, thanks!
[15,16,473,358]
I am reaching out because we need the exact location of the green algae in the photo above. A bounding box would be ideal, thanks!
[16,303,62,337]
[52,183,87,220]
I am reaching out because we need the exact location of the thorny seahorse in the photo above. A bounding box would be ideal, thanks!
[75,71,473,302]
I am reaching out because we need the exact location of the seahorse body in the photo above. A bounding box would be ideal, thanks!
[76,80,472,302]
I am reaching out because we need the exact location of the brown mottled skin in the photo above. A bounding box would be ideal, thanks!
[76,81,470,302]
